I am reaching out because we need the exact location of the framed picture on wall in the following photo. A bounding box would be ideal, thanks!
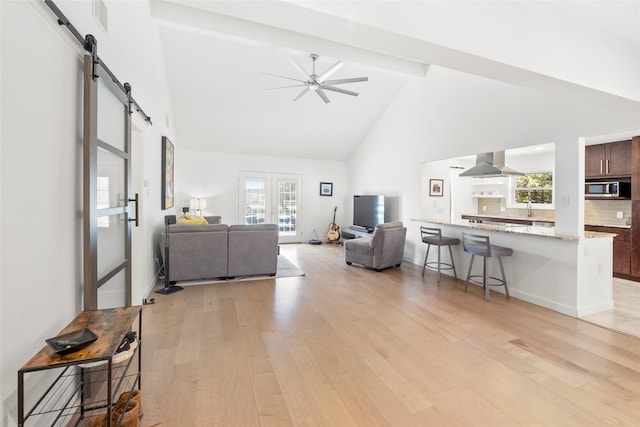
[429,179,444,197]
[161,136,175,210]
[320,182,333,196]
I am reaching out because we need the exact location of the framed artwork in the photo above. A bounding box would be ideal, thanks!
[161,136,174,210]
[429,179,444,197]
[320,182,333,196]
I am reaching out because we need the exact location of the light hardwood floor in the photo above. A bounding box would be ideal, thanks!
[581,278,640,339]
[140,243,640,426]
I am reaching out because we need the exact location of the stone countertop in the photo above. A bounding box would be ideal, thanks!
[413,218,614,241]
[460,214,632,229]
[584,223,632,229]
[460,213,555,224]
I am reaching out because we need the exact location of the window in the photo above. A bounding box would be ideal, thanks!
[512,172,553,206]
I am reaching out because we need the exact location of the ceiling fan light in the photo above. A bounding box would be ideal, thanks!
[308,83,319,91]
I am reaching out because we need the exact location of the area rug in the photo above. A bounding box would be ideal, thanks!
[176,255,305,286]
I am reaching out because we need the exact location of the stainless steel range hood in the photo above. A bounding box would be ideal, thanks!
[459,151,524,178]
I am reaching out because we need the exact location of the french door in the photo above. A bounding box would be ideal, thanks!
[238,172,303,243]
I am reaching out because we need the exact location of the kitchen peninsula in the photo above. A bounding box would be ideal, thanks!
[413,218,615,317]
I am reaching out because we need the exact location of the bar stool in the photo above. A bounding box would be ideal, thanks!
[420,226,460,282]
[461,232,512,302]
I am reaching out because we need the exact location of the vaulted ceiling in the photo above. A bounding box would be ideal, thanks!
[151,1,640,160]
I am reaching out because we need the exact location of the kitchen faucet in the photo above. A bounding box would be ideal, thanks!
[527,201,532,218]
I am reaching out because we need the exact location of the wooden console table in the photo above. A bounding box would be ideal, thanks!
[18,306,142,426]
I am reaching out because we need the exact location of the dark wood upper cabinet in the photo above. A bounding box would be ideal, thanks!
[585,144,606,177]
[585,140,632,178]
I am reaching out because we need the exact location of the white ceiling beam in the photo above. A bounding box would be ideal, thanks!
[151,0,429,78]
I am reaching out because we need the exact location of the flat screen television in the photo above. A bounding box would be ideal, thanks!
[353,195,384,233]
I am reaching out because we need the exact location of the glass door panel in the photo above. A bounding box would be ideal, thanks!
[97,80,125,151]
[97,214,126,279]
[97,269,126,310]
[238,172,302,243]
[239,174,269,225]
[97,148,126,208]
[276,175,302,243]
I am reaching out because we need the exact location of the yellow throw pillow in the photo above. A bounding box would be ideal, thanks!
[178,215,208,224]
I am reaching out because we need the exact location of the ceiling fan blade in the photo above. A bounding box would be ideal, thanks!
[321,85,359,97]
[323,77,368,85]
[289,59,312,81]
[293,87,310,101]
[317,61,344,83]
[261,72,306,83]
[316,88,331,103]
[265,84,307,91]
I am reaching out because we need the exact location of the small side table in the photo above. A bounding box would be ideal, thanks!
[18,306,142,426]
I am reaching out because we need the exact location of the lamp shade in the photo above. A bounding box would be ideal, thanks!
[190,198,207,210]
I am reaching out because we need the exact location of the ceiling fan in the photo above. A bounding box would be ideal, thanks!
[263,53,368,103]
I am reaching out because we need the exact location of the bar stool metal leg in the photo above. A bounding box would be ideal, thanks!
[437,245,442,281]
[483,255,489,301]
[422,244,431,276]
[448,245,457,280]
[464,254,475,293]
[498,256,510,299]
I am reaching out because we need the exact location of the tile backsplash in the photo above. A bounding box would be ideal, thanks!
[474,198,631,226]
[585,199,632,226]
[475,198,555,221]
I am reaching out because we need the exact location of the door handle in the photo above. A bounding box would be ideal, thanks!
[128,193,139,227]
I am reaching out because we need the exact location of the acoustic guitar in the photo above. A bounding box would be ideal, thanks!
[327,206,340,242]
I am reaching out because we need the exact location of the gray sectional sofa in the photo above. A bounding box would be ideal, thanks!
[159,223,279,282]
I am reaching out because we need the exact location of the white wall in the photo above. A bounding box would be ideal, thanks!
[175,149,349,242]
[421,157,475,221]
[0,1,174,425]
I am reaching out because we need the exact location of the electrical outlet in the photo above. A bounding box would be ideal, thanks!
[617,211,624,219]
[500,207,506,212]
[482,205,486,211]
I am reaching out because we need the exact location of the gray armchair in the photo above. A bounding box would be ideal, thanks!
[344,222,407,271]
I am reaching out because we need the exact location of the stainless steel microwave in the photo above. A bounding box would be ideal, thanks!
[585,181,631,198]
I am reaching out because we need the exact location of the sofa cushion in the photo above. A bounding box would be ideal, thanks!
[169,224,228,233]
[205,215,222,224]
[228,224,277,232]
[161,224,229,281]
[227,224,279,276]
